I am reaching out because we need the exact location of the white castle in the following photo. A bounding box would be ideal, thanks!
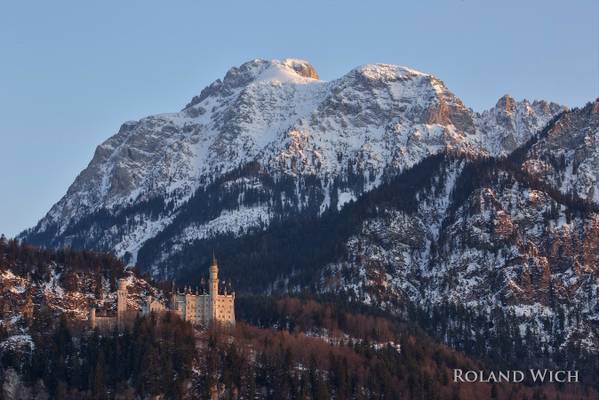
[90,254,235,329]
[168,254,235,324]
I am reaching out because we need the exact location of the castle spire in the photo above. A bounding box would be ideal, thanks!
[211,250,217,267]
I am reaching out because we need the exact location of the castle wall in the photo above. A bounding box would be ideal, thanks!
[172,293,213,324]
[196,295,211,324]
[213,294,235,324]
[143,297,166,315]
[171,291,235,325]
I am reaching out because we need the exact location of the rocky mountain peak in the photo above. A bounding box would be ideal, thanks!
[495,94,516,114]
[222,58,320,87]
[523,99,599,202]
[280,58,319,79]
[184,58,320,109]
[475,95,564,155]
[349,63,427,82]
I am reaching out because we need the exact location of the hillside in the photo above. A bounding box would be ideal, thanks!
[1,242,596,399]
[0,237,162,364]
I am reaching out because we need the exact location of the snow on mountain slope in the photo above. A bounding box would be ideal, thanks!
[0,251,162,369]
[475,95,563,155]
[34,60,326,233]
[0,264,158,327]
[318,156,599,352]
[22,58,563,268]
[523,100,599,202]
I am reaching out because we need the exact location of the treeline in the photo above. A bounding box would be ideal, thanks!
[2,312,195,399]
[136,156,380,281]
[22,195,174,252]
[240,295,599,388]
[237,296,397,342]
[200,322,462,400]
[0,236,127,291]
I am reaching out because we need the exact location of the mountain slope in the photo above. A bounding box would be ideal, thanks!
[523,100,599,202]
[0,238,162,353]
[2,240,597,399]
[6,241,597,399]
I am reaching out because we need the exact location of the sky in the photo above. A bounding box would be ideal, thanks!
[0,0,597,237]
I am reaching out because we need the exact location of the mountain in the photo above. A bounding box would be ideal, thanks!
[19,59,599,368]
[21,59,561,270]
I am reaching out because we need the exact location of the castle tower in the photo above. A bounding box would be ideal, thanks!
[210,253,219,296]
[210,253,219,320]
[117,278,128,323]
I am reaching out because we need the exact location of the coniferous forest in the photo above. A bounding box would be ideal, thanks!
[4,291,599,399]
[0,238,596,399]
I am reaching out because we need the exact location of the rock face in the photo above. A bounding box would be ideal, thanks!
[476,95,563,155]
[523,100,599,202]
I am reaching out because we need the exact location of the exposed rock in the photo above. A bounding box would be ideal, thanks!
[523,100,599,202]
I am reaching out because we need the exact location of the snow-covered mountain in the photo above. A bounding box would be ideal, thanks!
[16,58,599,360]
[22,58,562,268]
[308,100,599,354]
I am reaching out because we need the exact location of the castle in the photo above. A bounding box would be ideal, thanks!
[169,254,235,325]
[89,255,235,329]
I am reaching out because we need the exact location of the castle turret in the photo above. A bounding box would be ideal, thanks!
[210,253,219,320]
[171,286,178,310]
[210,253,219,297]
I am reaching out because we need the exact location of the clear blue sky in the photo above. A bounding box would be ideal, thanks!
[0,0,597,237]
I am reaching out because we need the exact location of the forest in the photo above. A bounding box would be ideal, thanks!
[4,292,597,399]
[0,237,597,398]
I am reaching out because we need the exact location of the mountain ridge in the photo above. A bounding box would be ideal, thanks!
[20,58,563,268]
